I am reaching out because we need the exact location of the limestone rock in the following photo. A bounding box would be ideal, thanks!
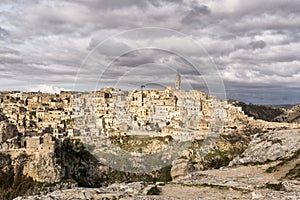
[282,180,300,192]
[251,191,264,199]
[229,130,300,166]
[22,152,61,183]
[170,159,194,180]
[13,182,160,200]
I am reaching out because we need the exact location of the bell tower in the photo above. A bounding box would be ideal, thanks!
[175,71,181,90]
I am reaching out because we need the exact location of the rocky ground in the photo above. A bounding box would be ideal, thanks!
[13,166,300,199]
[229,129,300,166]
[12,129,300,200]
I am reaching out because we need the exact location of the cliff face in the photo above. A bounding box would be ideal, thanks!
[60,138,172,186]
[169,130,253,180]
[22,152,61,183]
[59,138,109,187]
[0,153,40,200]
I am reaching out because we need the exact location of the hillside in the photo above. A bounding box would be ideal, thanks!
[229,100,285,122]
[276,104,300,123]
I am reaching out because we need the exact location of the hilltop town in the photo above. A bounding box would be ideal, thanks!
[1,73,297,148]
[0,74,300,199]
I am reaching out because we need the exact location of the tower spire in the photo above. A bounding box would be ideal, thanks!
[175,71,181,90]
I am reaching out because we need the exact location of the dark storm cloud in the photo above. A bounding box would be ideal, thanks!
[106,49,200,76]
[248,40,266,50]
[113,51,155,68]
[0,0,300,103]
[181,4,210,25]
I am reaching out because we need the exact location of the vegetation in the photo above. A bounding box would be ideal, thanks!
[202,132,251,169]
[109,135,173,153]
[204,150,231,169]
[61,138,103,187]
[266,166,277,173]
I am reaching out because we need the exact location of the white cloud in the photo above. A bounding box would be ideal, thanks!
[27,85,68,94]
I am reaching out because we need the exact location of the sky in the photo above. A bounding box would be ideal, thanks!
[0,0,300,105]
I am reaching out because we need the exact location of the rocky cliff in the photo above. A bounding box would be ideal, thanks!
[22,152,61,183]
[229,129,300,166]
[0,152,41,200]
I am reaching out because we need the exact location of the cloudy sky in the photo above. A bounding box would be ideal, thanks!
[0,0,300,104]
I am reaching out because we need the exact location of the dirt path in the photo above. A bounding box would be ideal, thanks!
[160,183,252,200]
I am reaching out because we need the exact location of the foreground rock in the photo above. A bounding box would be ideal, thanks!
[13,158,300,199]
[14,182,161,200]
[169,165,300,200]
[14,179,300,200]
[230,129,300,166]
